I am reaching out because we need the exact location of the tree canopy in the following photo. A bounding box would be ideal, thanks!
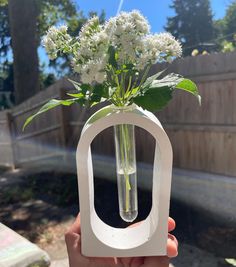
[0,0,104,106]
[0,0,84,60]
[224,1,236,38]
[165,0,215,55]
[214,1,236,52]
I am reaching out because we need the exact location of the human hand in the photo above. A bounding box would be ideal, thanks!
[65,213,178,267]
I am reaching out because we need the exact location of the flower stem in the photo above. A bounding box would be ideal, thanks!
[121,124,131,212]
[114,121,138,222]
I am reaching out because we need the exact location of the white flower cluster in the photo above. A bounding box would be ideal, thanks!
[105,10,150,67]
[42,25,71,60]
[136,33,182,69]
[73,16,108,84]
[43,10,182,84]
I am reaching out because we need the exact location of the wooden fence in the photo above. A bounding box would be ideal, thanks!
[1,51,236,176]
[0,110,14,167]
[155,52,236,176]
[8,79,74,167]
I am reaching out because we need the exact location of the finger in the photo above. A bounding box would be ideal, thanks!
[120,257,144,267]
[128,221,141,228]
[130,257,144,267]
[68,213,81,234]
[119,257,132,266]
[144,256,169,267]
[168,217,176,232]
[167,233,178,258]
[64,213,81,246]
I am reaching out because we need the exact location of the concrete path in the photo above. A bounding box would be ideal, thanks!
[50,258,69,267]
[1,161,233,266]
[93,154,236,226]
[49,244,222,267]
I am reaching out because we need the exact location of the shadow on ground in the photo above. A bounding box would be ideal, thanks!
[0,170,78,243]
[0,168,235,263]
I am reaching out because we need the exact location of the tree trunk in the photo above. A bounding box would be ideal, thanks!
[8,0,40,104]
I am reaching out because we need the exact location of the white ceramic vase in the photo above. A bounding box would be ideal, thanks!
[76,104,173,257]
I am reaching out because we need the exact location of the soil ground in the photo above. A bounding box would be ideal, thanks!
[0,167,235,266]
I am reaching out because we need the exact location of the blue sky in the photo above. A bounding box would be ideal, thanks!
[75,0,230,33]
[42,0,230,74]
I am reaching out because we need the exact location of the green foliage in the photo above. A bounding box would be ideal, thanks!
[224,2,236,38]
[24,72,200,129]
[108,46,118,69]
[34,0,83,75]
[37,0,78,37]
[225,258,236,266]
[0,0,79,94]
[0,0,103,77]
[23,10,201,129]
[25,172,79,207]
[0,62,14,109]
[165,0,215,55]
[0,187,33,205]
[221,40,235,52]
[140,70,166,91]
[214,2,236,52]
[133,86,173,112]
[45,8,105,74]
[40,72,57,89]
[175,78,201,102]
[0,0,7,6]
[23,98,76,130]
[0,172,79,207]
[0,4,10,57]
[133,73,200,112]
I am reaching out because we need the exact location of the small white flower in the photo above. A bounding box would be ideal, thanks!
[155,32,182,58]
[42,24,71,60]
[129,10,150,35]
[43,10,183,85]
[79,16,100,40]
[59,25,68,34]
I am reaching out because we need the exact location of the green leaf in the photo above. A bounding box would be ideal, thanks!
[141,69,166,91]
[225,259,236,266]
[66,92,87,105]
[87,84,109,106]
[66,92,84,98]
[23,98,76,130]
[90,93,102,103]
[0,0,8,6]
[108,46,118,69]
[149,73,184,89]
[68,79,90,95]
[80,83,91,94]
[134,73,201,112]
[133,86,173,112]
[149,74,201,105]
[93,83,109,98]
[108,87,117,98]
[175,79,201,105]
[125,86,139,100]
[122,63,134,72]
[68,79,82,91]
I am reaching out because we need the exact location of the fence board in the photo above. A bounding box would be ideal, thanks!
[10,78,73,167]
[89,52,236,176]
[0,52,236,176]
[0,111,14,166]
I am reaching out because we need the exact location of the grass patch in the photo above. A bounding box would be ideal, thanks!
[0,187,34,204]
[0,171,78,207]
[24,172,79,206]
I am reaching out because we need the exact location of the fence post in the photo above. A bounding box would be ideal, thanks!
[6,111,16,169]
[59,87,70,161]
